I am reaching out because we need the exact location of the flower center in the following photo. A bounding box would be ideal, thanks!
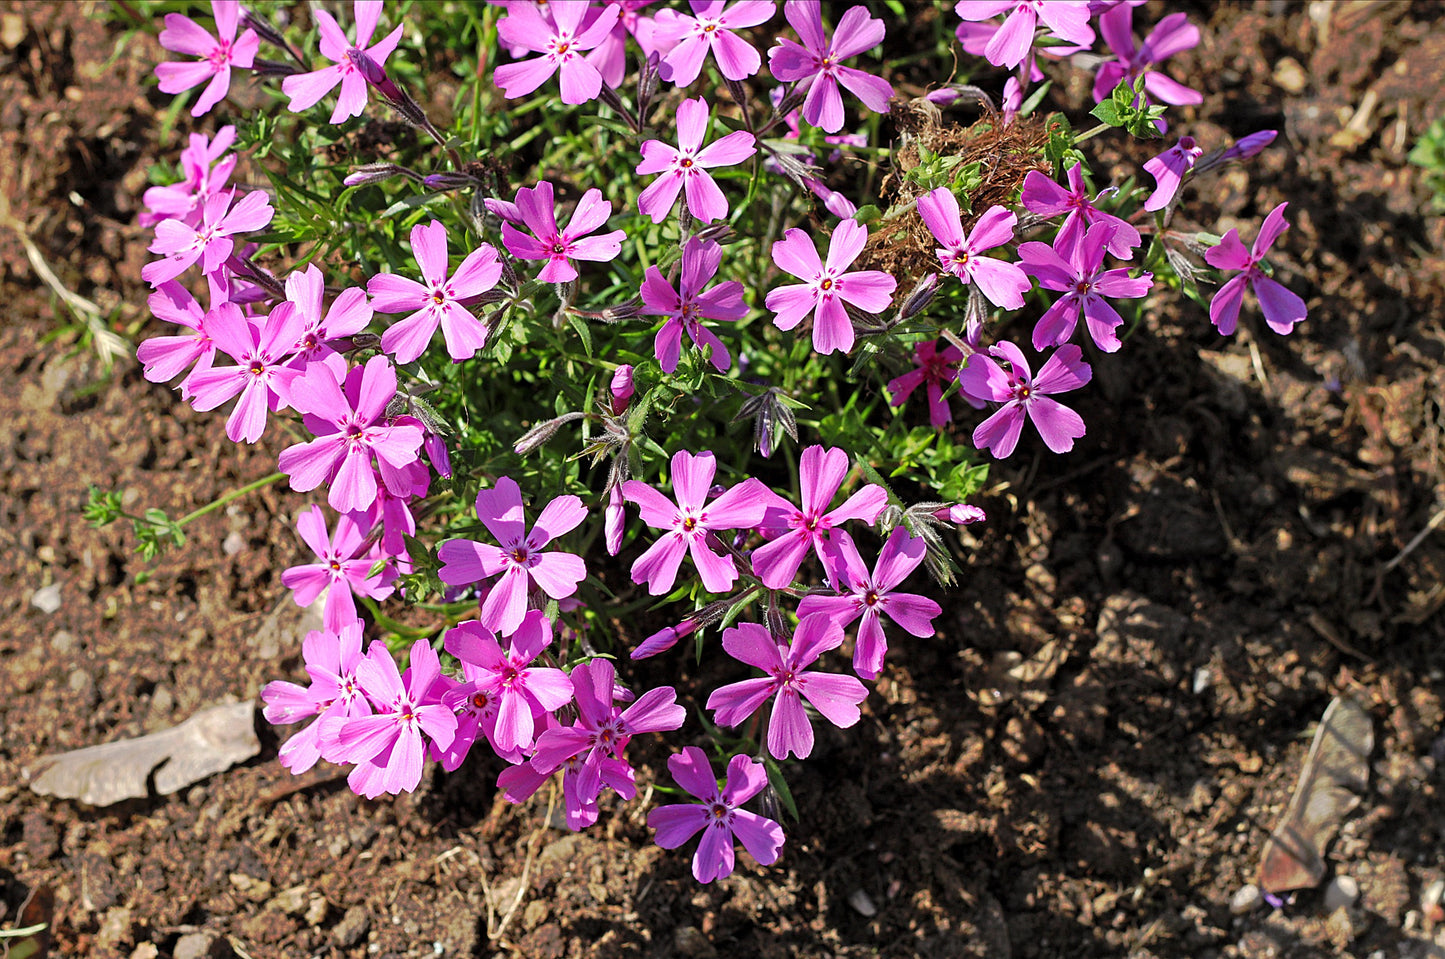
[819,278,834,291]
[470,691,490,709]
[680,157,694,169]
[863,590,880,607]
[510,546,530,565]
[552,242,567,255]
[709,802,728,820]
[432,291,446,305]
[248,361,265,377]
[682,516,697,532]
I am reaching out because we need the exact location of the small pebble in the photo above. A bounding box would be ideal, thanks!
[31,584,63,614]
[1230,884,1262,915]
[1193,666,1212,694]
[848,888,878,917]
[222,531,246,556]
[172,932,215,959]
[1323,875,1359,912]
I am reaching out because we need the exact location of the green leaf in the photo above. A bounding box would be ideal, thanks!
[762,755,800,822]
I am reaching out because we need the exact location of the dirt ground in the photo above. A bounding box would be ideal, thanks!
[3,2,1445,957]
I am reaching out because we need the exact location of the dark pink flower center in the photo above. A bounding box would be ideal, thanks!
[249,360,265,376]
[510,546,530,564]
[470,691,490,709]
[863,590,880,607]
[682,516,697,532]
[820,278,834,291]
[709,802,728,820]
[552,242,567,255]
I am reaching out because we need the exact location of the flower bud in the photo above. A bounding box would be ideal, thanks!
[609,365,635,414]
[345,163,424,187]
[900,272,940,319]
[631,618,697,660]
[605,483,625,557]
[933,504,986,525]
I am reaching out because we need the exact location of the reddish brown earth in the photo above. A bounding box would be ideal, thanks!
[2,2,1444,957]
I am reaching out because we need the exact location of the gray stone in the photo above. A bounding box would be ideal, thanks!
[1323,875,1359,912]
[332,905,370,948]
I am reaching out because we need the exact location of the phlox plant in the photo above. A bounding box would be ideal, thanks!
[100,0,1309,886]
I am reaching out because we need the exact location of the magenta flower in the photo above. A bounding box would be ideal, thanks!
[184,301,302,444]
[442,611,573,755]
[749,444,888,590]
[333,639,458,798]
[500,180,626,284]
[494,1,620,105]
[154,0,259,118]
[640,237,746,373]
[1017,222,1154,352]
[1092,8,1201,109]
[631,617,698,660]
[1020,161,1141,260]
[610,364,636,414]
[1204,202,1306,336]
[278,355,425,514]
[886,339,964,427]
[282,0,404,123]
[797,527,941,680]
[138,279,220,400]
[142,188,274,287]
[954,0,1094,70]
[437,477,588,636]
[368,220,503,364]
[621,450,772,595]
[587,1,658,90]
[916,190,1030,310]
[651,0,775,86]
[280,265,374,375]
[637,97,756,225]
[280,505,397,633]
[765,220,896,355]
[261,623,372,773]
[141,126,237,228]
[767,1,893,134]
[706,615,868,760]
[1142,135,1203,212]
[960,341,1092,458]
[648,747,784,883]
[525,658,686,828]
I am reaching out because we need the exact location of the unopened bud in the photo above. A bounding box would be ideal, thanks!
[933,504,986,525]
[609,365,635,414]
[513,411,585,455]
[900,272,940,319]
[631,618,697,659]
[637,52,661,120]
[350,48,429,129]
[345,163,425,187]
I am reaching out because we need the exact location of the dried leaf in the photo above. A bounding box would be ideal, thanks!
[24,701,260,806]
[1257,696,1373,893]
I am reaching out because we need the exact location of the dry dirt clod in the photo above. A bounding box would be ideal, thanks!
[332,905,370,948]
[1230,884,1263,915]
[1323,875,1360,911]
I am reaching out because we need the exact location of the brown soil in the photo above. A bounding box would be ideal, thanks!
[3,2,1444,957]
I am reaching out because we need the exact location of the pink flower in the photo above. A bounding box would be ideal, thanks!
[142,188,274,287]
[1142,135,1203,212]
[1020,161,1141,260]
[141,126,237,228]
[706,615,869,760]
[1092,8,1201,110]
[648,746,784,883]
[650,0,775,86]
[154,0,259,118]
[954,0,1094,70]
[261,623,372,773]
[916,190,1030,310]
[767,1,893,133]
[621,450,772,594]
[1017,221,1153,352]
[442,611,574,755]
[282,0,405,123]
[588,1,658,89]
[765,220,896,355]
[437,477,588,636]
[749,444,887,590]
[137,278,222,400]
[278,355,425,514]
[333,639,458,798]
[886,340,964,427]
[368,220,503,364]
[640,237,746,373]
[960,341,1092,457]
[797,527,941,679]
[609,364,635,414]
[500,180,627,284]
[280,505,397,633]
[1204,202,1306,336]
[279,265,374,375]
[184,301,303,444]
[637,97,756,224]
[494,1,621,105]
[604,482,626,556]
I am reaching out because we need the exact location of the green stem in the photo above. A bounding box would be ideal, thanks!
[174,471,287,528]
[1073,122,1114,146]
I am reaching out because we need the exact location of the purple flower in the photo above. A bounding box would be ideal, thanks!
[442,611,573,755]
[1020,161,1141,260]
[960,341,1092,458]
[650,0,775,86]
[141,126,237,228]
[621,450,772,594]
[142,188,274,287]
[1017,221,1153,352]
[954,0,1094,70]
[767,1,893,134]
[261,623,372,773]
[765,220,896,355]
[916,190,1031,310]
[1092,8,1201,110]
[280,265,374,375]
[610,364,635,413]
[640,237,746,373]
[797,527,941,680]
[494,1,621,105]
[184,301,303,444]
[278,355,425,514]
[1204,202,1306,336]
[333,639,458,798]
[637,96,756,225]
[706,615,868,760]
[137,279,221,400]
[648,746,784,883]
[437,476,588,636]
[631,617,697,659]
[368,220,503,364]
[500,180,627,284]
[886,339,964,427]
[282,0,404,123]
[154,0,259,118]
[749,444,887,590]
[934,503,987,525]
[280,505,397,634]
[1142,135,1203,212]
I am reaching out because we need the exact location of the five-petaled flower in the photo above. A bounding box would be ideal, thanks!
[648,746,785,883]
[651,0,776,87]
[640,238,747,373]
[282,0,405,123]
[280,505,398,634]
[1092,6,1202,114]
[1020,161,1141,260]
[1204,202,1306,336]
[1017,221,1154,353]
[500,181,627,284]
[154,0,259,118]
[960,341,1093,458]
[765,220,896,355]
[442,611,574,755]
[916,189,1031,310]
[493,1,621,105]
[886,339,965,427]
[953,0,1094,71]
[636,96,756,225]
[767,1,893,134]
